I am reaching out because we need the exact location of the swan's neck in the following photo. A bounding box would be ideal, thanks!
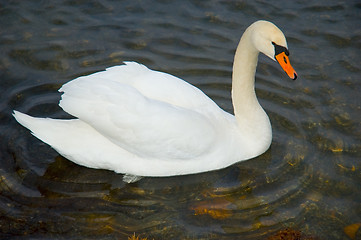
[231,28,272,153]
[232,31,259,121]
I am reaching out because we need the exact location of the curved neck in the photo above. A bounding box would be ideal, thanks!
[231,28,261,123]
[230,28,272,156]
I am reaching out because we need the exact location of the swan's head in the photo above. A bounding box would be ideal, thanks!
[250,20,297,80]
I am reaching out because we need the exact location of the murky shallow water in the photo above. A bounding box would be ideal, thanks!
[1,1,360,239]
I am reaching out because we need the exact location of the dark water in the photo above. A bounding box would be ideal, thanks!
[1,1,360,239]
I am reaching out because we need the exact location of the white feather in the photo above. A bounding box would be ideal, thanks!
[13,21,296,181]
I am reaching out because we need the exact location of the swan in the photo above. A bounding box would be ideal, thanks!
[13,20,297,183]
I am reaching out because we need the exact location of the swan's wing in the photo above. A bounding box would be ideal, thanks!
[59,63,220,160]
[70,62,220,113]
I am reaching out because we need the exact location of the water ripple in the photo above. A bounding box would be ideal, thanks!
[1,0,360,239]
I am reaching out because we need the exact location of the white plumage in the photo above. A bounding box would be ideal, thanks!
[13,21,297,182]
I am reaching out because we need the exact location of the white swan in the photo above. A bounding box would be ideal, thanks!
[13,20,297,182]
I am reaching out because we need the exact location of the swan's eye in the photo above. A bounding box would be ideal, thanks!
[272,42,289,57]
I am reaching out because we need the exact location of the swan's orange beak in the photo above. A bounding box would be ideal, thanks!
[275,52,297,80]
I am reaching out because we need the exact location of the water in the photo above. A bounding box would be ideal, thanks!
[0,0,360,239]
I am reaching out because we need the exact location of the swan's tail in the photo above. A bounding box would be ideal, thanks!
[12,111,80,151]
[13,110,99,167]
[12,111,129,174]
[14,111,47,135]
